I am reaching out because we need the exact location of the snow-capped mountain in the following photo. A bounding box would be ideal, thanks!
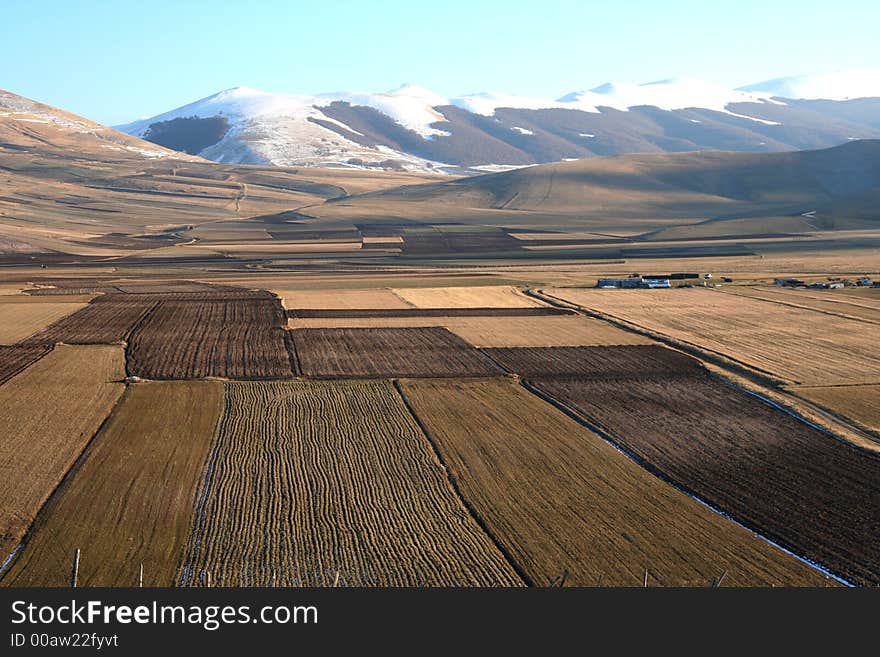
[117,71,880,173]
[739,70,880,101]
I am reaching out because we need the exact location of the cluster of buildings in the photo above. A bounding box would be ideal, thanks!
[596,273,711,289]
[774,277,876,289]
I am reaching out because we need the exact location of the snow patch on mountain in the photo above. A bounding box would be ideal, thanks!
[740,69,880,100]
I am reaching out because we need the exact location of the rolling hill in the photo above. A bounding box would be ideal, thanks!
[309,140,880,238]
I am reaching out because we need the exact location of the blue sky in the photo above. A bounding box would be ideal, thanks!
[2,0,877,125]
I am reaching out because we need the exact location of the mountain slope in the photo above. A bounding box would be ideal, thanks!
[309,140,880,236]
[118,73,880,172]
[0,89,437,259]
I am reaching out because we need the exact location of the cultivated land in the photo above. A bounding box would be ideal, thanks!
[0,345,125,561]
[0,301,89,344]
[791,385,880,433]
[546,288,880,385]
[275,288,412,310]
[392,286,543,308]
[2,93,878,588]
[22,299,157,345]
[400,378,831,586]
[0,345,50,385]
[487,346,880,585]
[443,316,654,347]
[724,286,880,324]
[177,380,523,586]
[292,327,501,378]
[287,315,650,347]
[127,299,293,379]
[3,382,223,587]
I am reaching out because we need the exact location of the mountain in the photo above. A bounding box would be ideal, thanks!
[117,72,880,173]
[739,70,880,101]
[0,89,434,259]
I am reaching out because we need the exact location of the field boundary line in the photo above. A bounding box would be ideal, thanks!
[121,300,160,378]
[516,378,851,587]
[527,288,880,449]
[721,378,880,456]
[528,288,788,385]
[0,345,54,388]
[719,288,880,326]
[175,382,227,587]
[391,379,533,587]
[0,382,130,582]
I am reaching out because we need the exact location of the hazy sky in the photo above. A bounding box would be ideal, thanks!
[2,0,877,125]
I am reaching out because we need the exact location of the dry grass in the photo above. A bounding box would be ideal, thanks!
[444,316,653,347]
[791,385,880,433]
[399,378,831,586]
[176,380,522,586]
[547,287,880,385]
[274,288,412,310]
[0,302,89,344]
[2,381,223,586]
[0,345,125,561]
[392,285,543,309]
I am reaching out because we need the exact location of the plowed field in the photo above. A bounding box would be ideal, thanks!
[400,378,832,586]
[292,327,501,378]
[176,380,522,586]
[127,299,293,379]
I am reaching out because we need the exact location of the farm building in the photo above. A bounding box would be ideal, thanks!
[597,277,671,289]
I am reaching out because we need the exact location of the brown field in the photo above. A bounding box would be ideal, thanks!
[0,345,125,560]
[725,286,880,324]
[546,287,880,385]
[791,385,880,433]
[22,299,157,345]
[292,327,501,378]
[176,380,523,586]
[499,346,880,585]
[2,382,223,586]
[0,345,51,385]
[127,299,293,380]
[289,316,450,330]
[392,285,543,309]
[287,315,648,347]
[399,377,831,586]
[274,287,412,310]
[0,301,89,344]
[445,316,654,348]
[485,344,702,379]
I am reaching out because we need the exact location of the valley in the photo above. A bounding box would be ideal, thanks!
[0,87,877,589]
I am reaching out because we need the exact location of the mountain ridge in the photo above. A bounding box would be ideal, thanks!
[115,71,880,173]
